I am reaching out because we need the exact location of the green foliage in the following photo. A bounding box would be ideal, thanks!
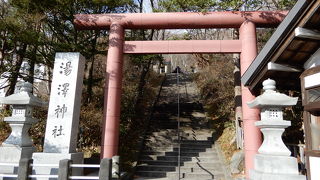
[78,102,103,152]
[118,57,164,171]
[217,0,244,10]
[282,91,304,144]
[193,54,237,163]
[276,0,297,10]
[29,106,48,151]
[130,54,163,66]
[194,55,234,120]
[0,109,11,144]
[157,0,297,12]
[158,0,217,12]
[0,0,135,85]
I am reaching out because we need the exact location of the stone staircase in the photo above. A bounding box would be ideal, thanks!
[134,74,229,180]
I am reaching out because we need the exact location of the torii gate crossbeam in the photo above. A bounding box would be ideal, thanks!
[74,11,287,179]
[74,11,286,29]
[124,40,241,54]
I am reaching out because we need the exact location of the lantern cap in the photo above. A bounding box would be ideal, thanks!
[0,82,47,107]
[247,79,298,108]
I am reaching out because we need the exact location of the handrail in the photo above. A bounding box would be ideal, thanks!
[0,174,18,178]
[0,163,18,166]
[31,163,59,167]
[70,164,100,168]
[0,163,100,168]
[176,70,181,180]
[69,176,99,179]
[29,174,59,178]
[0,174,99,179]
[0,158,113,180]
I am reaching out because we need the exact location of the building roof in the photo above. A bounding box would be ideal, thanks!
[241,0,320,93]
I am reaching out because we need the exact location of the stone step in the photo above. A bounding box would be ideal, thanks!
[154,107,202,111]
[135,171,167,178]
[150,124,191,129]
[134,177,169,180]
[144,143,213,150]
[151,116,201,120]
[181,130,213,134]
[142,151,218,157]
[149,121,181,125]
[134,75,226,180]
[189,157,219,162]
[152,114,194,117]
[146,137,213,142]
[134,176,218,180]
[178,166,224,173]
[180,143,213,148]
[136,165,176,172]
[174,137,213,141]
[136,171,225,180]
[135,170,225,180]
[143,147,216,153]
[139,160,181,166]
[150,120,193,124]
[189,137,213,140]
[174,140,213,145]
[151,119,194,122]
[149,126,176,130]
[140,155,218,162]
[146,134,203,140]
[146,130,180,135]
[182,162,223,169]
[146,131,213,138]
[167,172,225,180]
[182,132,213,137]
[137,165,223,174]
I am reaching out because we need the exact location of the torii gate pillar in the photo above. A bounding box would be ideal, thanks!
[102,22,124,158]
[240,20,262,178]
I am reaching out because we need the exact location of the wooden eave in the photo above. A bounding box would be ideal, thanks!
[242,0,320,94]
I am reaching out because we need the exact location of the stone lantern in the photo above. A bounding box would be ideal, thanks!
[0,82,46,174]
[247,79,305,180]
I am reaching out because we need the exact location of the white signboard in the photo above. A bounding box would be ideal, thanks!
[304,72,320,89]
[310,156,320,180]
[43,53,85,153]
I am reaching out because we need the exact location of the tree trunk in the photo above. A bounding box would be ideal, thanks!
[26,46,37,89]
[135,59,152,112]
[86,58,95,103]
[0,36,6,72]
[85,32,98,104]
[45,65,52,95]
[5,44,27,96]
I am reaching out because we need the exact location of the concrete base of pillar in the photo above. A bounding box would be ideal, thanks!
[250,154,305,180]
[0,145,34,176]
[251,170,306,180]
[32,152,84,180]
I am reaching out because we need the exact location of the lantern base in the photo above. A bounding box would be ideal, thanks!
[250,154,305,180]
[0,145,34,175]
[251,170,306,180]
[32,152,83,180]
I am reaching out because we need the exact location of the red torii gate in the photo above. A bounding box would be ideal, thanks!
[74,11,286,178]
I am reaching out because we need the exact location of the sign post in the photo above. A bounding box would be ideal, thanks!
[33,52,85,179]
